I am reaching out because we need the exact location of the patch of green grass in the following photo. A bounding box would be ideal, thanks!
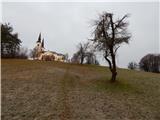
[92,77,134,93]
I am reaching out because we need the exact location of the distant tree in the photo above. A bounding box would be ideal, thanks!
[139,54,160,73]
[71,42,99,65]
[85,51,99,65]
[128,62,138,70]
[64,53,69,62]
[73,42,90,64]
[29,48,37,59]
[91,12,131,82]
[78,42,90,64]
[94,59,100,65]
[1,23,21,58]
[16,47,28,59]
[71,53,80,63]
[85,52,95,64]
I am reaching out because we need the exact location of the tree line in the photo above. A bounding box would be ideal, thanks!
[128,54,160,73]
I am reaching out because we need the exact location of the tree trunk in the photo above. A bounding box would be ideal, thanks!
[110,49,117,82]
[80,55,84,64]
[111,69,117,82]
[104,54,117,82]
[109,14,117,82]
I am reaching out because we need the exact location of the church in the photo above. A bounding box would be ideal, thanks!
[34,33,65,62]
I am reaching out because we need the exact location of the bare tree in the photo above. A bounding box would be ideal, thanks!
[128,62,138,70]
[29,48,37,59]
[91,12,131,82]
[16,47,28,59]
[74,42,90,64]
[85,52,95,64]
[85,51,99,65]
[71,53,80,63]
[64,53,69,62]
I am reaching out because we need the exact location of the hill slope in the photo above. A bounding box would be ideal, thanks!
[1,59,160,120]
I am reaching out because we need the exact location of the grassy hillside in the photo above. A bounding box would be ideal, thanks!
[1,59,160,120]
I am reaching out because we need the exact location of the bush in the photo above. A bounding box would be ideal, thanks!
[139,54,160,73]
[128,62,138,70]
[16,47,28,59]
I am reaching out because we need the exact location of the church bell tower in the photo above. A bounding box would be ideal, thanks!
[35,33,45,57]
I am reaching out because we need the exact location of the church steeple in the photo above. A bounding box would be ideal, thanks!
[42,38,44,48]
[37,33,41,43]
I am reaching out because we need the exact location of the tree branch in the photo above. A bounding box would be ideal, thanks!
[109,14,115,45]
[114,46,120,54]
[114,14,129,30]
[104,55,112,71]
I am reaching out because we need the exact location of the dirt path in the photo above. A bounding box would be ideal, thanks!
[59,68,72,120]
[53,66,79,120]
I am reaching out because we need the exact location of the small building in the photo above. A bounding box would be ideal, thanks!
[34,33,65,61]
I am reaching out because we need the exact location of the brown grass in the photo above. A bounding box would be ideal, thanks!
[1,59,160,120]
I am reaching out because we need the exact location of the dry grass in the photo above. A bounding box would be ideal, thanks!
[1,59,160,120]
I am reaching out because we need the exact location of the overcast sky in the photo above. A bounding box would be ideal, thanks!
[2,2,159,68]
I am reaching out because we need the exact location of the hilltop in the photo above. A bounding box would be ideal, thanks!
[1,59,160,120]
